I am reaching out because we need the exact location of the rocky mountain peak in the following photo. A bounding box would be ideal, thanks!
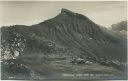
[61,8,75,14]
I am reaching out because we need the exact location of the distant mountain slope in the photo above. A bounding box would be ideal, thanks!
[1,9,127,79]
[111,21,127,36]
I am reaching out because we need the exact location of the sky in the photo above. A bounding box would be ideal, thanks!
[0,1,127,28]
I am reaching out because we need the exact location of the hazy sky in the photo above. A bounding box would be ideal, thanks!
[0,1,127,27]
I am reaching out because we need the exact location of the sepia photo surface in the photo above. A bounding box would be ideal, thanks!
[0,1,127,80]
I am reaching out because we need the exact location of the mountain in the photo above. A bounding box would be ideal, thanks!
[1,9,127,79]
[111,21,127,36]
